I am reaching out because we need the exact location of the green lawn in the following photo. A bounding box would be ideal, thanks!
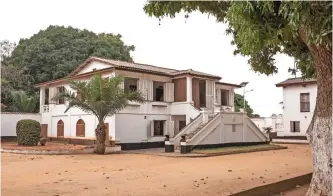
[192,144,287,155]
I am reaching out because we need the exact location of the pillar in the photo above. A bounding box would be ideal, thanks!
[39,87,45,113]
[186,76,192,103]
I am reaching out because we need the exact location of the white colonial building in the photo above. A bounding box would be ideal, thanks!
[276,77,317,137]
[36,57,267,150]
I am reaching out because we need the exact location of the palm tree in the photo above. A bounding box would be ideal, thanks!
[52,74,145,154]
[11,91,37,113]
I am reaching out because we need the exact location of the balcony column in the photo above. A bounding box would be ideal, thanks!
[186,76,192,103]
[39,87,45,113]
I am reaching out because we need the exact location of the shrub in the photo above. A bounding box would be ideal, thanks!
[16,119,41,146]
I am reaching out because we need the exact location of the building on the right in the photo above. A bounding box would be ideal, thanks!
[276,77,317,137]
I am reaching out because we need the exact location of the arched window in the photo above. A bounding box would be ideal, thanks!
[57,120,64,137]
[76,119,85,137]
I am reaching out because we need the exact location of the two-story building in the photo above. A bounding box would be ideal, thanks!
[36,56,267,150]
[276,77,317,138]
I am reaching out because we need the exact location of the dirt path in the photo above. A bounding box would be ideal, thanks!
[2,144,312,196]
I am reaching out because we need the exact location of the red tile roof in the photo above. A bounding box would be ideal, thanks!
[276,77,317,87]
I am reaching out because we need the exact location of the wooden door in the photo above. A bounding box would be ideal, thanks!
[57,120,64,137]
[41,124,48,138]
[76,119,85,137]
[104,123,110,146]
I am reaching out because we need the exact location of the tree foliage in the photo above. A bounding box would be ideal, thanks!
[1,26,135,112]
[234,93,257,117]
[10,91,38,113]
[144,1,331,78]
[52,74,145,154]
[7,25,135,85]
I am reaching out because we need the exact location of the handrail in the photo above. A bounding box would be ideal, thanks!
[172,113,202,140]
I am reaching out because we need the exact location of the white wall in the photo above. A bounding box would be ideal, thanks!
[280,84,317,136]
[1,113,41,136]
[251,115,283,133]
[115,113,170,143]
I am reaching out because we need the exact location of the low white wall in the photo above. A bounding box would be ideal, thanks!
[1,113,41,137]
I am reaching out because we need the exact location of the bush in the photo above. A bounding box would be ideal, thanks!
[16,119,41,146]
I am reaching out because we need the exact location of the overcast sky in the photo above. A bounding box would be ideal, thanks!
[1,0,298,117]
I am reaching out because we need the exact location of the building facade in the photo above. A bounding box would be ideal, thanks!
[36,57,267,149]
[276,78,317,137]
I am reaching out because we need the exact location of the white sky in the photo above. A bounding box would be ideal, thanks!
[1,0,298,117]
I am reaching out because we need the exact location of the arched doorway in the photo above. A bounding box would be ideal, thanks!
[57,120,64,137]
[76,119,85,137]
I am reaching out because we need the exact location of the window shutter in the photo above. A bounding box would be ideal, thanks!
[147,80,153,101]
[168,121,175,137]
[163,121,167,136]
[150,121,154,137]
[206,80,214,111]
[138,80,148,100]
[119,81,124,90]
[216,89,221,105]
[295,121,300,132]
[230,90,234,107]
[48,87,53,104]
[290,121,294,132]
[164,83,174,102]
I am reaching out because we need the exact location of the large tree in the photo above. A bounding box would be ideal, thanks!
[7,25,135,85]
[53,74,145,154]
[234,93,258,118]
[1,40,36,111]
[144,1,332,195]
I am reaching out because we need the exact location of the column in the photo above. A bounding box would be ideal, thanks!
[39,87,45,113]
[186,76,192,103]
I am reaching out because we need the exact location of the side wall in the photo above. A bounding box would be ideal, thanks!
[194,113,267,146]
[1,113,41,137]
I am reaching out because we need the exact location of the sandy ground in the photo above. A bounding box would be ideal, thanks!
[2,142,87,151]
[2,144,312,196]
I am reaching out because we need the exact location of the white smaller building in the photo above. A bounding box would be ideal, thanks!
[251,114,283,133]
[276,77,317,137]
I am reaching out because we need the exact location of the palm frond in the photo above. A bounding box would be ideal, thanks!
[52,74,146,121]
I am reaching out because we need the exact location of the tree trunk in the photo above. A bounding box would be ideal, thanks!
[301,31,332,196]
[95,122,106,154]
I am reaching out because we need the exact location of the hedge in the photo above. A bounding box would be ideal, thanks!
[16,119,41,146]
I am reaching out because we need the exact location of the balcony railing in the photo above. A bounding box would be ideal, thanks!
[42,105,50,113]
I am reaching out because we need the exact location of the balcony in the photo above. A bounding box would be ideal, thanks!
[42,105,50,113]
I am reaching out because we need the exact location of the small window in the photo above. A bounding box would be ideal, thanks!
[124,77,138,92]
[221,90,230,106]
[153,82,164,102]
[290,121,300,132]
[154,120,165,136]
[232,124,236,132]
[57,86,65,104]
[300,93,310,112]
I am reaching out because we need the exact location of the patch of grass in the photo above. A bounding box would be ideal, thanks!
[192,144,287,155]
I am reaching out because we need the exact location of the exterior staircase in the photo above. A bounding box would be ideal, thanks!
[171,111,268,153]
[187,116,214,139]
